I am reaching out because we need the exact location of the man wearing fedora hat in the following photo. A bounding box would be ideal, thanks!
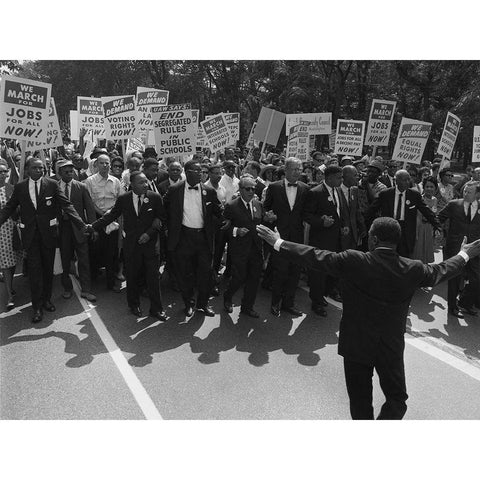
[56,158,98,302]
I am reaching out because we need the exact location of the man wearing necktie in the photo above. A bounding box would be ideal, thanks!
[142,158,161,194]
[367,170,439,258]
[163,160,223,317]
[56,159,97,303]
[0,158,86,323]
[304,165,344,315]
[86,172,167,321]
[438,181,480,317]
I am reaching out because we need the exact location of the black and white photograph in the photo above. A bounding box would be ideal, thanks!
[1,2,479,479]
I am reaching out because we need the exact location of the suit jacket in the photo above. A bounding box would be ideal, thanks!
[223,196,264,258]
[338,185,366,250]
[278,240,467,364]
[379,174,395,188]
[0,176,85,250]
[158,178,172,197]
[263,179,309,243]
[367,187,439,253]
[58,179,97,244]
[438,199,480,257]
[91,190,165,257]
[303,182,343,251]
[163,180,222,252]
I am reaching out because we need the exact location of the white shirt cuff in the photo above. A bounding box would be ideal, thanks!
[457,250,469,263]
[233,227,238,237]
[274,238,284,251]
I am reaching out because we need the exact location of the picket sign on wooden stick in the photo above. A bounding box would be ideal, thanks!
[19,140,26,181]
[123,139,128,162]
[260,113,275,157]
[371,145,376,164]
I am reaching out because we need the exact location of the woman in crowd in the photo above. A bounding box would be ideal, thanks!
[412,176,439,263]
[0,160,20,310]
[110,156,124,181]
[436,167,456,211]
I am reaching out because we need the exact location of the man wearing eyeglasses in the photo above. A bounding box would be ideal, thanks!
[223,175,265,318]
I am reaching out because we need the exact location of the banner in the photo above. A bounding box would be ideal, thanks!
[391,117,432,165]
[77,96,105,138]
[27,97,63,150]
[201,113,233,153]
[134,86,169,135]
[0,75,51,143]
[245,122,257,149]
[101,95,136,141]
[224,112,240,145]
[334,119,366,156]
[437,112,461,160]
[253,107,285,147]
[152,103,197,157]
[286,112,332,136]
[70,110,79,141]
[364,99,396,146]
[472,126,480,163]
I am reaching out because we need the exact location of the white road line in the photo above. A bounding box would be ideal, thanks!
[72,281,163,420]
[0,302,32,318]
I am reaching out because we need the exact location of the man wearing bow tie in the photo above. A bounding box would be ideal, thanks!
[438,181,480,317]
[163,160,223,317]
[263,157,309,317]
[86,171,167,321]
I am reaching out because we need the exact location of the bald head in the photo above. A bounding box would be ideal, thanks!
[395,169,411,192]
[342,165,359,187]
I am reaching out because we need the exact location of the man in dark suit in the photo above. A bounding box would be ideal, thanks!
[223,175,265,318]
[158,161,183,197]
[243,160,266,199]
[163,159,223,317]
[367,169,440,257]
[379,160,399,188]
[263,157,309,317]
[86,171,167,320]
[438,181,480,317]
[142,157,162,194]
[339,165,366,250]
[56,158,97,302]
[0,158,86,323]
[257,217,480,419]
[304,165,344,315]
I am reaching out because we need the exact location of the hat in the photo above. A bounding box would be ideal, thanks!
[56,159,73,171]
[90,147,108,160]
[368,159,385,172]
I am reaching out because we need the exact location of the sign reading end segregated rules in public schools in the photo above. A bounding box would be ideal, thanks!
[0,75,52,144]
[391,117,432,165]
[437,111,461,160]
[364,99,396,146]
[334,119,366,156]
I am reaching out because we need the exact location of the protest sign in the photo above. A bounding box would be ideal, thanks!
[364,99,396,146]
[286,122,310,161]
[224,112,240,145]
[245,122,257,149]
[391,117,432,165]
[77,96,105,138]
[152,104,197,157]
[334,119,366,156]
[0,75,51,144]
[134,86,169,135]
[286,113,332,136]
[201,113,233,153]
[70,110,79,141]
[437,112,461,160]
[101,95,136,140]
[126,136,145,153]
[329,131,336,149]
[253,107,285,148]
[27,97,63,150]
[472,126,480,163]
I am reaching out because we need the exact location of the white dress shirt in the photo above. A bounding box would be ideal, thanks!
[464,200,478,220]
[182,183,204,228]
[84,173,122,213]
[324,183,340,217]
[204,179,227,205]
[393,188,406,221]
[28,177,42,209]
[284,178,298,210]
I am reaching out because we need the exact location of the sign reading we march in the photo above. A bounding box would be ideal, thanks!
[334,119,365,156]
[0,75,51,143]
[437,112,461,160]
[201,113,233,153]
[77,96,105,138]
[152,103,197,157]
[102,95,136,140]
[392,117,432,165]
[27,97,63,150]
[365,99,396,146]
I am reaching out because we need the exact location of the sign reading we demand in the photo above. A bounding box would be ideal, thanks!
[102,95,136,140]
[0,75,51,143]
[392,117,432,164]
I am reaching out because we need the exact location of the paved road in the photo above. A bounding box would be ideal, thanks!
[2,255,480,420]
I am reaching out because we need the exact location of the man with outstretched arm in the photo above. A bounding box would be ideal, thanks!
[257,217,480,420]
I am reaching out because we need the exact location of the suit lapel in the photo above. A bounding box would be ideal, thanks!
[200,183,206,219]
[280,181,291,210]
[179,182,185,218]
